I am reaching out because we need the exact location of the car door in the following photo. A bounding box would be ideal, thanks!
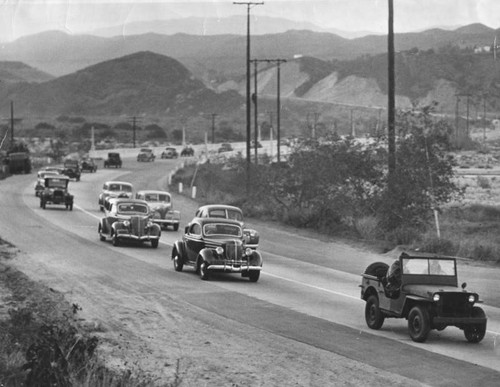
[184,222,204,263]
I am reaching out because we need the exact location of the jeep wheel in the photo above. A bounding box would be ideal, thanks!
[151,239,159,248]
[408,306,430,342]
[173,250,184,272]
[464,307,486,343]
[199,260,209,280]
[248,270,260,282]
[365,295,385,330]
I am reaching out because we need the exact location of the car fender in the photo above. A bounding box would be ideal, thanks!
[199,248,217,264]
[172,240,187,261]
[248,249,263,267]
[149,223,161,236]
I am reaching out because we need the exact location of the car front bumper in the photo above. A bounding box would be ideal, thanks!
[206,264,262,273]
[115,232,160,242]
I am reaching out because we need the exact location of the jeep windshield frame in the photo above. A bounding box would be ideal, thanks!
[401,256,457,287]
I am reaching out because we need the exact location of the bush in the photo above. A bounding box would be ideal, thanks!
[354,216,382,240]
[476,175,491,189]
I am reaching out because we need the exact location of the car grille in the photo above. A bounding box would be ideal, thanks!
[224,240,243,262]
[53,190,64,198]
[438,293,472,316]
[130,216,147,236]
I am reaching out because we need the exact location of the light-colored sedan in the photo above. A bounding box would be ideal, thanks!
[136,190,181,231]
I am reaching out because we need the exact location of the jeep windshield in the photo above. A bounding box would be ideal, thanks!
[117,203,148,214]
[203,223,242,237]
[402,257,456,276]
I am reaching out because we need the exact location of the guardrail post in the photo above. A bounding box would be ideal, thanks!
[179,182,183,193]
[192,186,197,199]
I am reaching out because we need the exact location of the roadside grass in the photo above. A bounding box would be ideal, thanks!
[0,242,181,387]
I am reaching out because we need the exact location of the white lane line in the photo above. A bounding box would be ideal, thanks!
[263,271,361,301]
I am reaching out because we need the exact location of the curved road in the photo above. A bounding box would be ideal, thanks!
[1,156,499,386]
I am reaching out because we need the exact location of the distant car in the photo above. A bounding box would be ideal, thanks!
[172,217,263,281]
[181,146,194,157]
[81,158,97,173]
[34,170,60,197]
[98,181,133,211]
[39,175,74,211]
[218,143,233,153]
[361,252,487,343]
[98,198,161,248]
[62,159,81,181]
[194,204,259,249]
[104,152,122,168]
[135,190,181,231]
[161,147,179,159]
[42,166,65,175]
[137,148,155,162]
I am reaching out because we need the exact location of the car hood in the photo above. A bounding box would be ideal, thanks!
[148,202,171,211]
[403,284,472,298]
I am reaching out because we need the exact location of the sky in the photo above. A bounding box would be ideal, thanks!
[0,0,499,42]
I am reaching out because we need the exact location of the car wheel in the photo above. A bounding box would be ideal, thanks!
[41,199,46,209]
[365,295,385,330]
[199,259,209,280]
[151,239,159,248]
[112,233,120,246]
[98,224,106,241]
[408,305,430,342]
[248,270,260,282]
[464,306,487,343]
[173,224,179,232]
[69,203,73,211]
[173,250,184,272]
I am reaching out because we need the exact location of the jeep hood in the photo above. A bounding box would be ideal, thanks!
[403,284,472,298]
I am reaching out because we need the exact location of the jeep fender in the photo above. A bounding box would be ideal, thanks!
[402,295,433,318]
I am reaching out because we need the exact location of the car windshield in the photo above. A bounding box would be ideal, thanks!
[203,223,242,237]
[46,178,67,188]
[144,193,170,202]
[402,258,456,276]
[109,184,132,192]
[117,203,148,214]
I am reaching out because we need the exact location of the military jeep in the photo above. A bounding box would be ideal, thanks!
[360,252,487,343]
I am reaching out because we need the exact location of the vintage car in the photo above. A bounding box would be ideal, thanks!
[218,143,233,153]
[135,190,181,231]
[62,159,81,181]
[39,175,74,210]
[34,170,60,196]
[104,152,122,168]
[137,148,155,162]
[98,181,133,211]
[360,252,487,343]
[194,204,259,249]
[172,217,263,281]
[81,158,97,173]
[98,198,161,248]
[180,146,194,157]
[160,147,179,159]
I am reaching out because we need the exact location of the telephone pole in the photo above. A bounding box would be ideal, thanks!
[234,1,264,187]
[128,116,141,148]
[210,113,218,144]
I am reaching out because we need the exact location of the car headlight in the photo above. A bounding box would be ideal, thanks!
[468,295,476,303]
[433,293,440,302]
[245,248,253,256]
[215,246,224,255]
[123,220,130,227]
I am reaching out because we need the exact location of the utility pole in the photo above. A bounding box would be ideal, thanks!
[10,101,14,145]
[251,59,259,164]
[210,113,218,144]
[233,1,264,188]
[387,0,396,190]
[128,116,141,148]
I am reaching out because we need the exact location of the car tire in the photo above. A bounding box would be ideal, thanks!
[173,224,179,232]
[41,199,46,209]
[173,250,184,272]
[199,260,209,280]
[98,224,106,241]
[408,305,431,342]
[365,295,385,330]
[248,270,260,282]
[112,233,119,246]
[151,239,159,248]
[464,306,487,343]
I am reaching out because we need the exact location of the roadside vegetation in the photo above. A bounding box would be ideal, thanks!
[173,106,500,263]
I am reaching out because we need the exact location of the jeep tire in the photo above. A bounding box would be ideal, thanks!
[365,295,385,330]
[408,305,431,342]
[464,306,486,343]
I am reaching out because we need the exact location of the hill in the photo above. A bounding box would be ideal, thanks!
[0,51,243,117]
[0,61,53,84]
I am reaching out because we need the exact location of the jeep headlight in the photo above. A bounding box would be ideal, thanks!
[215,246,224,255]
[245,247,252,256]
[468,295,476,303]
[123,220,130,227]
[433,293,440,302]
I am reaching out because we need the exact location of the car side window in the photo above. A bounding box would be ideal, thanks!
[190,224,201,236]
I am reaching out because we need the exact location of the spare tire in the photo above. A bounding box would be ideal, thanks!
[364,262,389,279]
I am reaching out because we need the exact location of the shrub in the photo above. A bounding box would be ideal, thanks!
[476,175,491,189]
[354,216,382,240]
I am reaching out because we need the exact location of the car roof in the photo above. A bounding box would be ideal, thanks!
[104,181,132,186]
[108,198,148,206]
[198,204,242,212]
[191,217,242,227]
